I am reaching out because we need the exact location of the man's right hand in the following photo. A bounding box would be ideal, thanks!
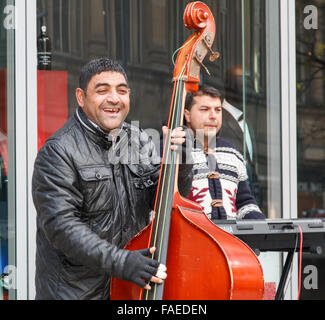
[122,247,167,290]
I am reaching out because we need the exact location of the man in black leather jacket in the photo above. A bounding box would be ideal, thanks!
[32,58,193,300]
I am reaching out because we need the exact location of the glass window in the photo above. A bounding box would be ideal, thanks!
[296,1,325,220]
[208,0,272,216]
[296,0,325,300]
[0,0,15,300]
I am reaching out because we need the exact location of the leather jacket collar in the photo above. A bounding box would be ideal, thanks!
[74,107,128,150]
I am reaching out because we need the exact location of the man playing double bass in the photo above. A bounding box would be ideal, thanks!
[32,58,193,300]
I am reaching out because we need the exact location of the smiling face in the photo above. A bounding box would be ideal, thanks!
[75,71,130,133]
[184,94,222,144]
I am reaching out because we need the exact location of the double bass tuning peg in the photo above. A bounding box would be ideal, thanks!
[203,35,220,62]
[194,36,220,76]
[209,51,220,62]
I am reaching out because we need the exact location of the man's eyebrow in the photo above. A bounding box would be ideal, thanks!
[199,105,222,109]
[94,82,129,89]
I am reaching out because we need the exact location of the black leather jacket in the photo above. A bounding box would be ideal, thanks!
[32,107,193,300]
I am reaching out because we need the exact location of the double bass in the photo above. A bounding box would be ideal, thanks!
[111,1,264,300]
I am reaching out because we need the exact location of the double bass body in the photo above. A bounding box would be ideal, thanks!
[111,192,264,300]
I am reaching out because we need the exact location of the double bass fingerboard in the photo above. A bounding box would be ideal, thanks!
[143,79,187,300]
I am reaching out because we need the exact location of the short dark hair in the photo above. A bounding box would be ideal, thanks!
[79,58,128,92]
[185,85,223,111]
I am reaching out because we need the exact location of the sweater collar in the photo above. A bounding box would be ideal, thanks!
[193,132,220,152]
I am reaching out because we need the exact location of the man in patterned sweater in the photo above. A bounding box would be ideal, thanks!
[183,85,265,220]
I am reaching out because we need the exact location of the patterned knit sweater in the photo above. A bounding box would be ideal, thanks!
[188,138,265,220]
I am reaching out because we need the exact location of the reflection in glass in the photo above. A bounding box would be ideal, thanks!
[296,0,325,219]
[216,0,271,216]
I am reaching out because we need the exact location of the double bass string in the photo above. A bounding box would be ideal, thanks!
[152,34,196,240]
[151,33,196,248]
[144,80,178,300]
[148,73,181,263]
[172,33,199,66]
[143,77,179,300]
[151,64,186,255]
[148,31,201,298]
[146,33,193,299]
[151,84,181,300]
[151,77,183,245]
[145,66,186,300]
[154,80,184,259]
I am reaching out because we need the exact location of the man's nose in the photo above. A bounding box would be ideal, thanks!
[106,90,120,104]
[209,109,218,119]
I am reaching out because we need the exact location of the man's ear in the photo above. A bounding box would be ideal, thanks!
[75,88,85,107]
[184,109,191,124]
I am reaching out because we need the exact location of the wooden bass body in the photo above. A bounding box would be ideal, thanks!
[110,192,264,300]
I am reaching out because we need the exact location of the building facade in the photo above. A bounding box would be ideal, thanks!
[0,0,324,300]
